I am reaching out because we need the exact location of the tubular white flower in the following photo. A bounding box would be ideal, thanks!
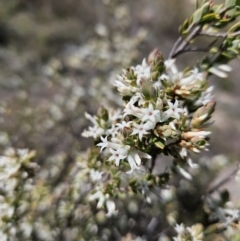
[209,66,228,78]
[106,124,120,138]
[174,223,203,241]
[98,135,151,170]
[175,223,185,234]
[141,104,160,124]
[90,169,103,182]
[108,147,128,166]
[97,136,110,152]
[132,59,151,85]
[82,112,105,139]
[195,86,214,106]
[97,134,151,173]
[126,154,142,174]
[179,68,205,86]
[177,166,192,180]
[163,100,184,120]
[106,200,118,217]
[131,121,154,141]
[84,112,98,126]
[124,103,160,126]
[109,109,122,122]
[82,125,105,139]
[165,59,178,75]
[89,190,105,209]
[116,121,131,130]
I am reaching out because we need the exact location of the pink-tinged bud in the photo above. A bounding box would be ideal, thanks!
[148,48,159,65]
[182,131,211,140]
[191,101,215,128]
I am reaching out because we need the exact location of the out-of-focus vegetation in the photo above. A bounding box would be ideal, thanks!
[0,0,192,159]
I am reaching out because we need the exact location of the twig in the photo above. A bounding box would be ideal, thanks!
[169,36,184,59]
[168,24,195,59]
[177,46,210,54]
[170,25,202,58]
[200,30,240,38]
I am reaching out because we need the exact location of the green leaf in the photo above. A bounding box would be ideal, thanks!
[202,13,217,22]
[228,47,239,55]
[225,0,236,8]
[228,21,240,32]
[192,2,210,24]
[226,8,236,16]
[212,4,223,13]
[154,141,165,149]
[193,8,204,24]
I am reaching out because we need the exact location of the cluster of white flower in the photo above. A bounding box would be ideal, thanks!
[89,189,118,217]
[97,136,151,174]
[218,208,240,227]
[173,223,203,241]
[82,109,122,139]
[0,148,38,240]
[83,51,216,179]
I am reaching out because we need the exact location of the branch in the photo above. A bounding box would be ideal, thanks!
[176,46,210,55]
[200,30,240,38]
[169,25,202,59]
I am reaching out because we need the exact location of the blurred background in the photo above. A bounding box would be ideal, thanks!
[0,0,240,167]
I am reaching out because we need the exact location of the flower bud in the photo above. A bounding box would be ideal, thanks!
[191,101,215,128]
[97,106,109,122]
[150,51,165,80]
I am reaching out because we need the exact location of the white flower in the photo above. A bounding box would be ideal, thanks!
[89,190,105,209]
[124,103,160,126]
[82,112,105,139]
[177,166,192,180]
[179,68,205,86]
[165,59,178,75]
[114,75,140,96]
[209,66,229,78]
[97,136,151,174]
[132,59,151,85]
[108,109,122,122]
[131,121,154,141]
[222,208,240,221]
[162,100,184,120]
[97,136,109,152]
[82,125,105,139]
[108,147,128,166]
[106,200,118,217]
[187,158,199,169]
[116,121,131,130]
[90,169,103,182]
[195,86,214,106]
[161,188,174,202]
[174,223,203,241]
[126,149,151,174]
[141,104,160,124]
[175,223,185,234]
[106,124,120,138]
[126,155,142,174]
